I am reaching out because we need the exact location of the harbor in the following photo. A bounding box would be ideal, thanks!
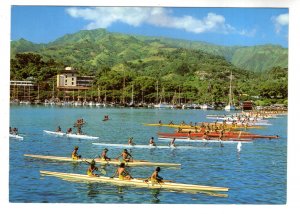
[9,105,287,203]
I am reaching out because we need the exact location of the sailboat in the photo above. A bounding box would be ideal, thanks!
[128,84,134,107]
[224,71,236,111]
[154,83,173,108]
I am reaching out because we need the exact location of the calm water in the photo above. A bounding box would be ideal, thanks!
[9,105,287,204]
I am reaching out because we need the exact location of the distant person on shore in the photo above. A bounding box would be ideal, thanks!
[149,137,156,146]
[128,137,135,145]
[72,146,81,160]
[116,149,133,162]
[100,148,111,161]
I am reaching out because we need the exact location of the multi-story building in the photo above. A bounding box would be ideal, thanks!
[57,67,94,92]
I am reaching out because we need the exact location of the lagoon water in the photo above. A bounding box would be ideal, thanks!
[9,105,287,204]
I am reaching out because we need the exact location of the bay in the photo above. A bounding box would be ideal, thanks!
[9,105,287,204]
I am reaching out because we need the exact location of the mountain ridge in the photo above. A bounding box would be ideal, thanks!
[11,28,288,72]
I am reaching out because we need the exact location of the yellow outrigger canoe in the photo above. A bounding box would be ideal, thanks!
[40,170,229,193]
[24,154,181,167]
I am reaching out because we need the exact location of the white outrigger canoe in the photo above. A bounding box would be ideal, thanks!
[9,134,24,140]
[158,137,253,144]
[92,143,211,149]
[43,130,99,140]
[40,170,229,192]
[24,154,181,167]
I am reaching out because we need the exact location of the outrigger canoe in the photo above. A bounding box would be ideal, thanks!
[9,134,24,140]
[158,137,253,144]
[40,170,229,192]
[158,132,279,139]
[144,123,264,130]
[24,154,181,167]
[43,130,99,140]
[92,143,212,149]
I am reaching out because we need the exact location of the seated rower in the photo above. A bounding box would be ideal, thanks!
[150,167,163,183]
[128,137,135,145]
[71,146,81,160]
[100,148,111,161]
[56,126,62,132]
[111,163,133,180]
[66,128,72,134]
[12,127,18,135]
[9,127,12,134]
[116,149,133,162]
[149,137,156,146]
[87,160,98,177]
[169,138,176,147]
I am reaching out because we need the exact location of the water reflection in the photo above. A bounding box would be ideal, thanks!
[86,182,101,199]
[150,189,161,203]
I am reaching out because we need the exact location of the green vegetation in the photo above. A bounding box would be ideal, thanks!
[10,28,288,106]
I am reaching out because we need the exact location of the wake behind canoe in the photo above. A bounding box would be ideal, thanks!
[40,170,229,192]
[24,154,181,167]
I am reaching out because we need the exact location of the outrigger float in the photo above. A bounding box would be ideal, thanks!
[40,170,229,193]
[24,154,181,168]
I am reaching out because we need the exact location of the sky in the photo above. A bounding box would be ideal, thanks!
[11,6,289,47]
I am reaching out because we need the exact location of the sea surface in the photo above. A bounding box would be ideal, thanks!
[9,105,287,204]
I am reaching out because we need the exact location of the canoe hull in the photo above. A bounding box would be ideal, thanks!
[40,170,229,192]
[43,130,99,140]
[24,154,181,167]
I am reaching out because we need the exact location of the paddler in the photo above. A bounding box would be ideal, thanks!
[87,159,98,177]
[149,137,156,146]
[12,127,18,135]
[72,146,81,160]
[111,162,133,180]
[128,137,135,145]
[66,128,72,134]
[150,167,163,183]
[9,127,12,134]
[116,149,133,162]
[169,138,176,147]
[56,126,62,132]
[100,148,111,161]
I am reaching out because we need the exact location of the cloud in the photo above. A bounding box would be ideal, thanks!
[66,7,248,35]
[272,13,289,34]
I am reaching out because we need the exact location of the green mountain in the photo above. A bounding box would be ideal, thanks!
[11,28,288,73]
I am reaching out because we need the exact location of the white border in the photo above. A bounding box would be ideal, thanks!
[1,1,299,214]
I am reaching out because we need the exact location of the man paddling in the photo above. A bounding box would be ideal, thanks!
[150,167,163,183]
[169,138,176,148]
[116,149,133,162]
[72,146,81,160]
[128,137,135,145]
[111,162,133,180]
[149,137,156,146]
[100,148,111,161]
[87,160,99,177]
